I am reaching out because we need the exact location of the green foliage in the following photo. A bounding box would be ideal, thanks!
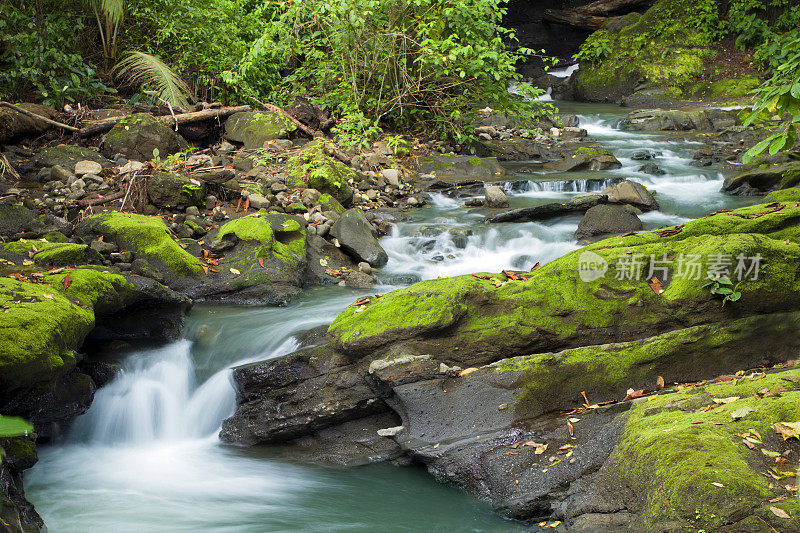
[90,0,125,60]
[0,3,111,105]
[574,30,613,64]
[742,33,800,163]
[225,0,548,140]
[113,50,192,108]
[0,416,33,438]
[701,275,742,305]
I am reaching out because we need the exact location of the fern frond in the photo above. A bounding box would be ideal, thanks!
[114,51,192,109]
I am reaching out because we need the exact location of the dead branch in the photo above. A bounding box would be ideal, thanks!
[0,101,79,132]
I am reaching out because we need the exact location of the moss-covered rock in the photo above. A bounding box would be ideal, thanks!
[1,239,101,266]
[0,268,143,392]
[224,111,297,149]
[286,140,355,207]
[413,154,506,181]
[542,147,623,171]
[146,171,205,208]
[104,113,189,162]
[606,368,800,531]
[328,200,800,360]
[765,186,800,203]
[31,144,109,172]
[573,0,715,103]
[80,212,203,283]
[318,193,346,215]
[213,213,308,302]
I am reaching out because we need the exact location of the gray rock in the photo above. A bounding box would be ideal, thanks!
[600,180,659,211]
[90,239,118,254]
[147,172,205,208]
[484,185,509,208]
[74,160,103,176]
[722,162,800,195]
[382,169,401,187]
[248,193,271,210]
[33,145,109,172]
[329,209,389,267]
[638,163,665,175]
[575,204,643,241]
[413,154,506,182]
[185,206,200,216]
[49,165,74,184]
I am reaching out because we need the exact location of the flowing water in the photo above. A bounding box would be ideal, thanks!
[25,103,757,532]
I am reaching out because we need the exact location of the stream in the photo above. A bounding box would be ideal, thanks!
[25,103,757,532]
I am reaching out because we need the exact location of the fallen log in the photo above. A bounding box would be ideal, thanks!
[543,9,607,30]
[487,195,608,223]
[78,105,252,137]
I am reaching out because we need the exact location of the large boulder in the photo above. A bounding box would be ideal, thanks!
[77,213,204,291]
[722,162,800,196]
[329,209,388,267]
[146,171,205,208]
[32,145,110,173]
[286,140,355,207]
[619,108,740,132]
[103,113,189,161]
[207,213,308,304]
[600,180,659,210]
[575,204,643,241]
[542,147,622,172]
[487,194,609,223]
[413,154,506,182]
[224,110,296,149]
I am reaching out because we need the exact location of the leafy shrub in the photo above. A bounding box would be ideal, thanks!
[742,31,800,163]
[224,0,547,141]
[0,3,111,106]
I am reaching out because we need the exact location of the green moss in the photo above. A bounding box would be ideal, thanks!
[765,187,800,203]
[87,213,203,276]
[683,76,762,99]
[575,0,715,98]
[1,239,92,266]
[217,214,306,288]
[573,147,613,158]
[318,193,346,214]
[0,277,91,389]
[327,200,800,358]
[490,312,800,418]
[610,368,800,530]
[286,140,355,206]
[468,156,482,166]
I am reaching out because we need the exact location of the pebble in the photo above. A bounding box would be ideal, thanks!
[74,160,103,176]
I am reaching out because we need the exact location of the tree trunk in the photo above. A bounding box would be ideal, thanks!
[543,10,608,30]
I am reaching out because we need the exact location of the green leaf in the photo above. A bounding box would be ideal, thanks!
[769,134,788,155]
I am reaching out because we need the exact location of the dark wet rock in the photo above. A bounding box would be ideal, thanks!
[722,162,800,196]
[104,113,189,162]
[487,194,608,223]
[329,209,388,268]
[286,140,355,207]
[575,204,643,241]
[619,108,739,132]
[0,449,44,532]
[638,162,666,175]
[147,171,205,208]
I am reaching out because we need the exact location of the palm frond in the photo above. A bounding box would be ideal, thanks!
[91,0,124,25]
[114,51,192,109]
